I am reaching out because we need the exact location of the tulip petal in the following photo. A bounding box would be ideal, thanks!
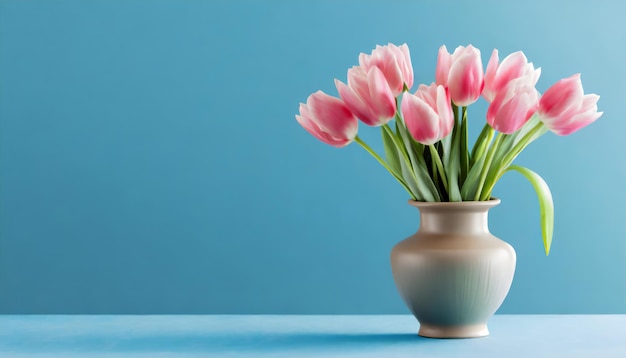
[539,74,583,118]
[487,74,539,134]
[367,67,397,121]
[359,43,415,97]
[490,92,537,134]
[548,96,602,136]
[367,47,403,95]
[447,46,484,106]
[551,111,602,136]
[398,44,414,89]
[335,78,378,126]
[436,86,454,136]
[402,93,440,145]
[493,51,528,90]
[414,83,437,109]
[347,66,371,102]
[484,49,540,105]
[436,45,451,87]
[580,93,600,111]
[532,67,541,85]
[538,74,602,135]
[296,112,351,147]
[307,91,358,140]
[483,49,499,102]
[358,53,370,69]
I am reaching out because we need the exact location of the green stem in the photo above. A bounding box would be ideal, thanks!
[383,123,411,167]
[460,107,469,184]
[471,124,493,164]
[431,155,439,192]
[383,121,423,192]
[452,103,459,123]
[501,122,545,167]
[480,122,546,200]
[429,144,449,193]
[391,118,441,201]
[474,132,504,201]
[355,135,416,199]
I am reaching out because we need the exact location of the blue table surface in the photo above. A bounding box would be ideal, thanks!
[0,315,625,357]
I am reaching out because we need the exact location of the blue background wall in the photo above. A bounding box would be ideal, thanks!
[1,0,624,314]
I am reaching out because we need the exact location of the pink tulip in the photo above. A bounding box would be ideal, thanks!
[486,74,540,134]
[483,50,541,102]
[335,66,396,127]
[435,45,484,106]
[401,83,454,145]
[295,91,358,147]
[435,46,452,88]
[537,74,603,135]
[358,43,414,96]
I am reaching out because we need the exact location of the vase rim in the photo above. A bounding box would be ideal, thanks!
[408,198,501,209]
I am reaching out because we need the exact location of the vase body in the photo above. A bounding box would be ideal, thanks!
[391,199,515,338]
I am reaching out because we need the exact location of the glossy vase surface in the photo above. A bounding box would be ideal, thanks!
[391,199,516,338]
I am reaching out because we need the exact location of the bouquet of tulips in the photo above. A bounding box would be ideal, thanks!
[295,44,602,254]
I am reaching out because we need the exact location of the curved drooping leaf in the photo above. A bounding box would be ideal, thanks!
[506,165,554,255]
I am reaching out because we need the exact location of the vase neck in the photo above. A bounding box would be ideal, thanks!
[410,200,499,235]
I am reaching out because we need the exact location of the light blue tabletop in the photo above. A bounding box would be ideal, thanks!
[0,315,624,357]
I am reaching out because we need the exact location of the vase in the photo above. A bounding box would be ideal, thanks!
[390,199,516,338]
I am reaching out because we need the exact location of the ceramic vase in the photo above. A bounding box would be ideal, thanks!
[391,199,516,338]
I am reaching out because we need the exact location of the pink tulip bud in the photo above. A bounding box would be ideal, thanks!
[359,43,414,96]
[537,74,603,136]
[436,45,484,106]
[295,91,358,147]
[335,66,396,127]
[486,74,540,134]
[483,50,541,103]
[401,83,454,145]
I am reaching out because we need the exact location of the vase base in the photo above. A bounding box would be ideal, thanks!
[418,323,489,338]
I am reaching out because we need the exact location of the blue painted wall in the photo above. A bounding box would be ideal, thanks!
[1,0,624,314]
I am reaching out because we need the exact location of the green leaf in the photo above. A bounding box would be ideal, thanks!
[512,115,542,147]
[470,124,491,165]
[399,156,422,200]
[395,118,440,201]
[446,123,462,201]
[441,126,453,168]
[412,155,441,202]
[383,122,424,198]
[381,126,401,176]
[495,116,548,172]
[461,153,485,200]
[459,108,469,186]
[481,121,550,201]
[355,136,417,200]
[506,165,554,255]
[490,117,538,174]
